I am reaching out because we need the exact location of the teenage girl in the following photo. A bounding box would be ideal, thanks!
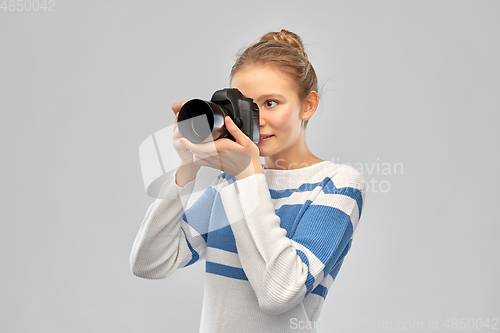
[131,29,366,333]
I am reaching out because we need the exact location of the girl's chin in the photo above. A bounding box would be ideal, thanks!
[258,142,281,158]
[257,147,273,157]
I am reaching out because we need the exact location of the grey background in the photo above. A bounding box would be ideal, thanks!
[1,0,499,332]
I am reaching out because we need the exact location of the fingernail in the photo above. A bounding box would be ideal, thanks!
[226,116,232,123]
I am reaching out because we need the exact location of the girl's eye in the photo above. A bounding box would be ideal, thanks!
[264,100,278,108]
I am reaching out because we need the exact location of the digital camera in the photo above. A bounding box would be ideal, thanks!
[177,88,260,144]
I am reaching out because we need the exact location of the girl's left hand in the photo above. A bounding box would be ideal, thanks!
[179,116,263,179]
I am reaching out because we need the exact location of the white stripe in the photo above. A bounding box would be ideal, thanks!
[319,273,334,289]
[306,292,327,303]
[206,246,242,268]
[271,190,319,210]
[330,164,365,191]
[264,163,335,189]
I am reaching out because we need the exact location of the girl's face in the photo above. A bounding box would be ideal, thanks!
[230,64,306,160]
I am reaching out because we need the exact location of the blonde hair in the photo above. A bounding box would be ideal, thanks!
[230,29,318,127]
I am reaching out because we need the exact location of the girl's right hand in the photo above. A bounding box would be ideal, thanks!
[172,101,201,187]
[171,101,194,165]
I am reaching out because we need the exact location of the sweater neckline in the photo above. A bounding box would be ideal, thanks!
[262,160,330,172]
[262,160,334,190]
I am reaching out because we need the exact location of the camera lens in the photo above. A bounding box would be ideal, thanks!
[191,106,212,138]
[177,99,227,143]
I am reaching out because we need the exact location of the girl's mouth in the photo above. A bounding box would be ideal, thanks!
[259,135,274,142]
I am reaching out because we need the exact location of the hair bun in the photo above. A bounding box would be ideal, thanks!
[231,29,318,102]
[259,29,308,60]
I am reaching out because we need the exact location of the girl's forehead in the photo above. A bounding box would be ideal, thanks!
[232,64,291,80]
[230,65,297,96]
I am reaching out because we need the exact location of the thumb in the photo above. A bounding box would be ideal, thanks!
[225,116,246,143]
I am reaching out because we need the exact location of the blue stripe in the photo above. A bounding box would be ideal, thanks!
[184,186,231,240]
[218,172,236,185]
[311,285,328,299]
[325,239,352,281]
[322,228,353,277]
[184,238,199,267]
[207,194,230,233]
[269,176,364,217]
[322,179,363,217]
[333,187,363,217]
[183,186,218,236]
[206,261,248,280]
[328,258,344,282]
[276,202,310,238]
[207,225,238,253]
[296,249,315,296]
[293,207,353,265]
[270,177,331,199]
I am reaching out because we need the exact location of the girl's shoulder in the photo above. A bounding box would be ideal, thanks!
[328,162,366,190]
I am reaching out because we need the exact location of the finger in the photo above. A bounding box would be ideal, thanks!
[193,153,223,172]
[212,138,242,155]
[172,101,187,116]
[220,151,252,175]
[172,123,180,137]
[180,138,219,159]
[224,116,247,144]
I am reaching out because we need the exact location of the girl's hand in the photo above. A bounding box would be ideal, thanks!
[171,101,195,166]
[171,101,201,187]
[179,116,263,179]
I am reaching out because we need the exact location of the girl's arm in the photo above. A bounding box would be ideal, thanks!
[130,170,221,279]
[220,166,366,314]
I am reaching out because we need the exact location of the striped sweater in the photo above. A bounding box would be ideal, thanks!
[130,161,366,332]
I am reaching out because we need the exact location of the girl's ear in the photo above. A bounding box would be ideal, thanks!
[302,91,319,119]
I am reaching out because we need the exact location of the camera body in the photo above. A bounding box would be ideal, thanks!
[177,88,260,144]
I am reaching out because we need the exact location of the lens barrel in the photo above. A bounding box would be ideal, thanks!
[177,99,228,144]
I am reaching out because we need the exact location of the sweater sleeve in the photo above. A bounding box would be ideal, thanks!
[219,170,366,315]
[130,172,221,279]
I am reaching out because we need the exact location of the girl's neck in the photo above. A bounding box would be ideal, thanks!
[263,149,323,170]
